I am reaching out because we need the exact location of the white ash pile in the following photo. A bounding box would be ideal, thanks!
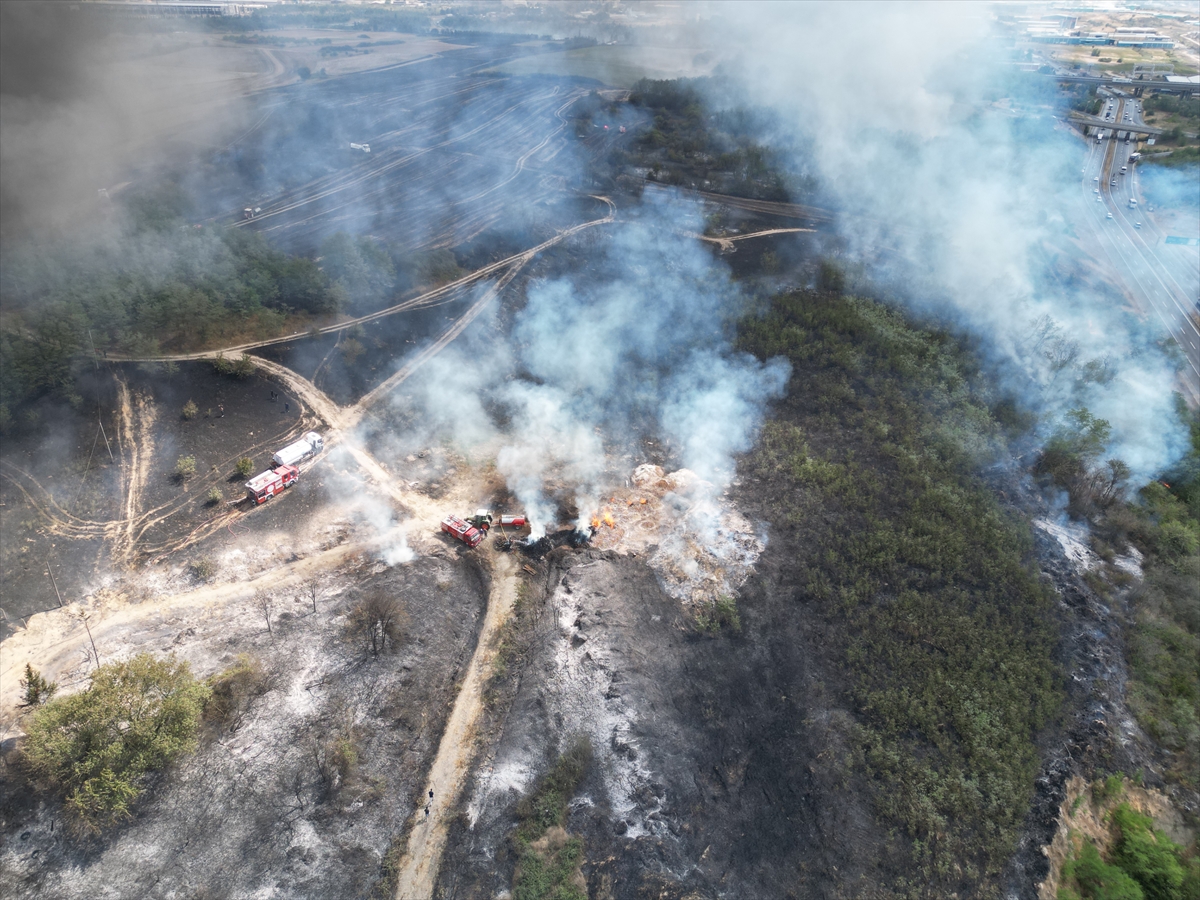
[587,464,764,608]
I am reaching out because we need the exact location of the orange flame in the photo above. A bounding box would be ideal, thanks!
[591,516,601,529]
[603,511,615,528]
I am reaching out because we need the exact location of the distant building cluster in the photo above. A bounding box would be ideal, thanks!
[1022,22,1176,49]
[1001,12,1178,48]
[88,1,266,16]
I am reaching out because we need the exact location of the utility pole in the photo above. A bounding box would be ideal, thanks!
[98,413,114,462]
[46,560,63,607]
[86,328,99,371]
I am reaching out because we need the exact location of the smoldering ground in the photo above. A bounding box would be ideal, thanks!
[370,195,790,539]
[706,0,1193,481]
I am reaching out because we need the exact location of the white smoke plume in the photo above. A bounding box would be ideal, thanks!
[390,193,790,536]
[707,1,1193,479]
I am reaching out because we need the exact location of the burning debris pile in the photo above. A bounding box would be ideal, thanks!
[585,464,765,608]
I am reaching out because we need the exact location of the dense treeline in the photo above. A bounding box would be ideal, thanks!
[0,184,338,422]
[617,78,816,202]
[0,177,470,432]
[1144,92,1200,123]
[739,286,1062,891]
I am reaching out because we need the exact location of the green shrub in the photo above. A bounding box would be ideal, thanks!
[1061,840,1145,900]
[206,487,223,505]
[174,456,197,480]
[1109,804,1185,900]
[181,400,198,420]
[515,738,593,844]
[234,457,255,478]
[514,836,586,900]
[1095,774,1126,803]
[695,594,741,633]
[21,653,210,832]
[190,558,215,582]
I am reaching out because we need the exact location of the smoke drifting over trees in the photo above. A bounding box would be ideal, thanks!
[377,197,789,536]
[709,1,1191,481]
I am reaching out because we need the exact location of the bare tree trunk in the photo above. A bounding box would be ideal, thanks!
[254,590,274,636]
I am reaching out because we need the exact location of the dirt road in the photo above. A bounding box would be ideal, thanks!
[392,550,519,900]
[0,527,398,715]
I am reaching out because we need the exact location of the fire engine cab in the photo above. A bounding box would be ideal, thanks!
[245,465,299,505]
[441,515,484,548]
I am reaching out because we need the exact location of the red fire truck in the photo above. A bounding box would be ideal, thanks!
[441,515,484,548]
[245,465,299,505]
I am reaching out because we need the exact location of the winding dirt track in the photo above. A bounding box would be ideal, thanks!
[3,195,618,894]
[392,552,519,900]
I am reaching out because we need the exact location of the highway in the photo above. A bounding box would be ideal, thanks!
[1080,95,1200,402]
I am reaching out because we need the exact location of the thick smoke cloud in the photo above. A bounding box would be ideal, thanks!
[710,1,1191,479]
[0,2,253,240]
[389,195,789,536]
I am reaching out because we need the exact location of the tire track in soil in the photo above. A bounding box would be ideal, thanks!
[116,376,155,563]
[0,530,394,716]
[9,201,614,891]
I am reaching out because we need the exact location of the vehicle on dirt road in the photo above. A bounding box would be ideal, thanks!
[465,510,529,532]
[441,515,485,548]
[245,465,299,504]
[273,432,324,467]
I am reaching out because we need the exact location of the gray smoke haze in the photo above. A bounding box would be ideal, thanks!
[383,195,790,537]
[708,1,1192,479]
[0,2,254,239]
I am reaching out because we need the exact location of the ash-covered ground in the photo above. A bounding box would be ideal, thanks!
[1,550,487,900]
[2,8,1194,900]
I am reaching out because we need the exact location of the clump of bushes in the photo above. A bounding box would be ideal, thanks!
[312,719,360,801]
[213,353,256,378]
[234,456,255,478]
[174,455,197,480]
[347,592,406,657]
[181,400,198,420]
[190,557,215,582]
[1059,798,1197,900]
[20,653,210,832]
[203,654,272,733]
[694,594,741,633]
[206,486,223,505]
[512,738,593,900]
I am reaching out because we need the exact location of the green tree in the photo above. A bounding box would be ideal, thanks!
[174,456,197,480]
[182,400,198,420]
[22,653,210,831]
[19,664,58,706]
[235,457,255,478]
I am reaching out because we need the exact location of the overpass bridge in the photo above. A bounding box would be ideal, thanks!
[1066,111,1163,136]
[1030,71,1194,96]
